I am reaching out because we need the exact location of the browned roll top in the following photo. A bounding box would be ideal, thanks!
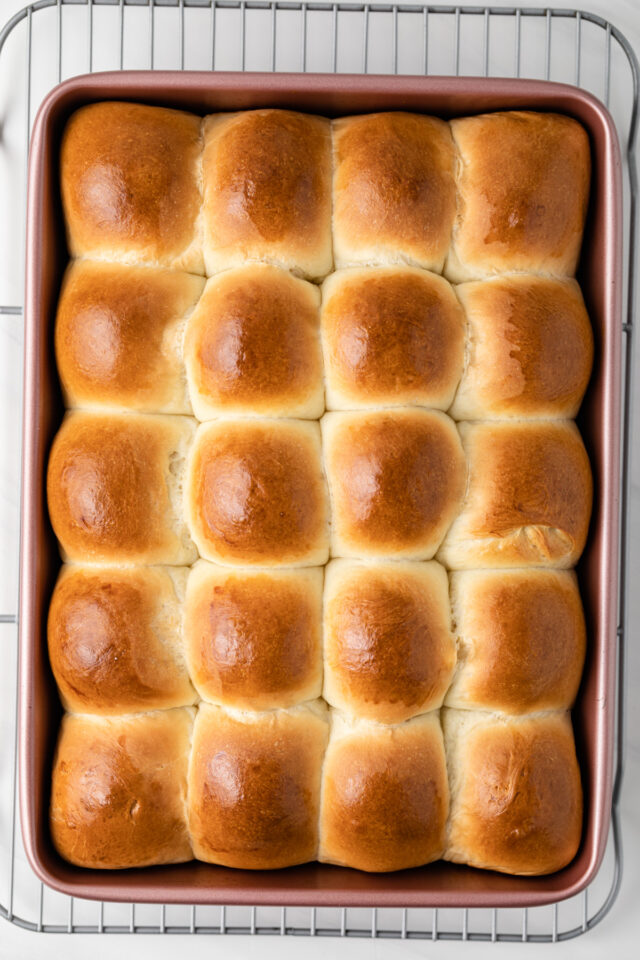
[452,276,593,420]
[320,713,449,872]
[187,419,329,566]
[188,703,329,869]
[185,563,323,710]
[439,420,593,568]
[333,112,456,271]
[55,260,204,413]
[323,409,466,559]
[61,101,203,272]
[202,109,332,278]
[185,264,323,420]
[47,411,196,565]
[447,570,586,714]
[51,710,194,869]
[444,711,583,876]
[48,566,195,715]
[447,111,590,281]
[323,560,455,723]
[321,267,465,410]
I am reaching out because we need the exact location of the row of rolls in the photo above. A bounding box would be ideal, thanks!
[53,702,582,875]
[49,102,592,876]
[62,102,590,283]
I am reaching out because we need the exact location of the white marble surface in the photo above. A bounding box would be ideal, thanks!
[0,0,638,956]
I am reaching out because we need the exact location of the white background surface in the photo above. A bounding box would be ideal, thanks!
[0,0,638,956]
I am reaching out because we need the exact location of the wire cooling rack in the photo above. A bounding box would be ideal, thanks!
[0,0,636,943]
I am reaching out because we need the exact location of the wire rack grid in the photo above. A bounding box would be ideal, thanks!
[0,0,636,943]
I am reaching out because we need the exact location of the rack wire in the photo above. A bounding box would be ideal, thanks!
[0,0,636,942]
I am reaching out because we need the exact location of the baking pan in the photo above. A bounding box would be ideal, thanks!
[19,71,622,909]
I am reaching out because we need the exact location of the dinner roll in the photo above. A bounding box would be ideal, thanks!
[47,411,197,565]
[185,264,323,421]
[51,709,194,869]
[332,112,456,272]
[188,701,329,869]
[321,267,465,411]
[443,709,582,875]
[187,418,329,566]
[438,420,592,569]
[322,409,465,560]
[446,112,590,282]
[319,711,449,872]
[202,110,332,279]
[446,570,586,714]
[55,261,205,414]
[61,102,203,273]
[48,565,195,715]
[323,559,455,723]
[185,562,323,710]
[451,276,593,420]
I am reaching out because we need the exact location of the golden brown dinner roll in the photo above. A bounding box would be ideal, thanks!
[61,102,203,273]
[322,409,465,560]
[319,711,449,872]
[451,276,593,420]
[186,418,329,566]
[51,709,194,869]
[446,569,586,714]
[321,267,465,411]
[323,559,455,723]
[443,709,583,875]
[47,411,197,565]
[202,110,332,279]
[55,261,205,414]
[438,420,592,569]
[48,565,195,715]
[188,701,329,869]
[446,112,590,282]
[332,112,456,272]
[184,264,323,421]
[185,561,323,710]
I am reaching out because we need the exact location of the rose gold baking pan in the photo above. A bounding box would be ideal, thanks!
[19,71,622,909]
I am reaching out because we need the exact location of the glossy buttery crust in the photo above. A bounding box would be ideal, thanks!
[202,110,333,279]
[451,276,594,420]
[188,702,329,869]
[323,559,455,723]
[50,105,593,878]
[443,710,583,876]
[184,562,323,710]
[446,111,590,282]
[319,712,449,872]
[332,112,456,271]
[48,566,195,715]
[46,411,197,565]
[438,420,593,569]
[186,418,329,567]
[55,260,205,414]
[184,264,323,420]
[321,267,465,411]
[60,102,204,273]
[446,570,586,714]
[50,709,194,869]
[322,408,466,560]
